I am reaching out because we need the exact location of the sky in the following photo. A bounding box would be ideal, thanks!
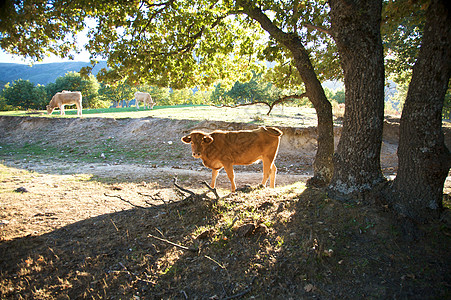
[0,49,92,65]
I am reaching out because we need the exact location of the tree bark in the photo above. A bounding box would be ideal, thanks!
[289,37,334,186]
[386,0,451,222]
[238,2,334,185]
[327,0,386,198]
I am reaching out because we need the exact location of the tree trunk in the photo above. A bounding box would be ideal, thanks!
[387,0,451,222]
[298,61,334,186]
[239,3,334,185]
[327,0,386,199]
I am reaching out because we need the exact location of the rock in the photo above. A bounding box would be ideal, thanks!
[196,229,215,240]
[236,223,256,237]
[254,224,269,235]
[15,187,28,193]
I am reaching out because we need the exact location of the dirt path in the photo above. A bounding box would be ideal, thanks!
[1,114,449,192]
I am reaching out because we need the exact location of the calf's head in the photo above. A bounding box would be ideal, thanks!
[46,105,55,115]
[181,131,214,158]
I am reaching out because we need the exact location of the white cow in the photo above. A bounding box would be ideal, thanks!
[47,91,83,116]
[134,92,155,110]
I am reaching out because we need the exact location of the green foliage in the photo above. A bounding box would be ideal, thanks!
[191,88,213,105]
[210,83,232,105]
[251,0,342,82]
[98,81,136,105]
[32,85,48,108]
[209,72,308,110]
[227,72,282,104]
[147,86,171,105]
[1,79,47,109]
[0,96,15,111]
[85,1,266,88]
[168,89,193,106]
[332,89,345,104]
[381,0,429,85]
[1,0,445,118]
[0,0,86,61]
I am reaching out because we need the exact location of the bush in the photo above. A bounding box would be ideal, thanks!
[1,79,48,110]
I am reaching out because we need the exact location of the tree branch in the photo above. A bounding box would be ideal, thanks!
[304,23,331,36]
[214,101,270,110]
[213,93,308,115]
[142,0,174,8]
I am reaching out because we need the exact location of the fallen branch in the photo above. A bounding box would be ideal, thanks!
[138,191,171,206]
[201,181,220,200]
[173,177,196,197]
[148,234,198,252]
[173,177,220,202]
[204,255,226,269]
[104,193,149,209]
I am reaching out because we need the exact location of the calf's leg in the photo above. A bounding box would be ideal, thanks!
[262,157,277,188]
[261,158,272,186]
[223,164,236,192]
[211,169,219,188]
[76,102,82,115]
[269,164,277,188]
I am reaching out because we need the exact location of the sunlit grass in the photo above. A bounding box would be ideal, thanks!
[0,104,319,127]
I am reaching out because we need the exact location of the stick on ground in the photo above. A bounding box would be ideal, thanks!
[148,233,198,252]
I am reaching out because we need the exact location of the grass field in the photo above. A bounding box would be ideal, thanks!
[0,104,319,127]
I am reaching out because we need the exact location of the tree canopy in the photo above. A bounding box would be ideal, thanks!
[0,0,432,90]
[0,0,343,90]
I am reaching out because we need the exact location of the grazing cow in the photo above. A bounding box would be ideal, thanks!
[181,126,283,192]
[134,92,155,110]
[47,91,82,116]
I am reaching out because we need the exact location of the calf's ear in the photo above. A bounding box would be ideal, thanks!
[181,135,191,144]
[203,135,213,144]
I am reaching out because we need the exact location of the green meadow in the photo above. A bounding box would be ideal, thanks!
[0,104,319,127]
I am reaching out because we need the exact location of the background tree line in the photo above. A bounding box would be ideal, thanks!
[0,70,348,112]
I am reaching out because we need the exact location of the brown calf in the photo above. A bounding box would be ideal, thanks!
[134,92,155,110]
[47,91,82,116]
[181,126,283,192]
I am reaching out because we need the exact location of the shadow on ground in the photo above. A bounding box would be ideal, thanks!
[1,185,450,299]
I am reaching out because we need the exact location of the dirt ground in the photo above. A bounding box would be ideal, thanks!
[0,115,450,299]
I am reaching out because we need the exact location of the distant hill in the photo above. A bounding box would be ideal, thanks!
[0,61,108,86]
